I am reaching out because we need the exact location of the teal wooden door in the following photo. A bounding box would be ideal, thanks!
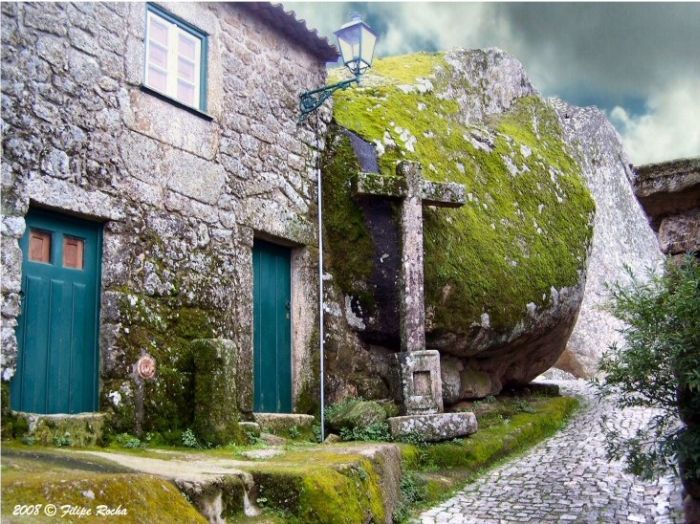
[253,240,292,413]
[11,209,102,414]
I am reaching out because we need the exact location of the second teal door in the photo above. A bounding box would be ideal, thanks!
[253,240,292,413]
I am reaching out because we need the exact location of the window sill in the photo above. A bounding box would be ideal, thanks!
[139,85,213,121]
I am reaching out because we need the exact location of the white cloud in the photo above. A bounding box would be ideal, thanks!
[610,78,700,165]
[372,3,495,56]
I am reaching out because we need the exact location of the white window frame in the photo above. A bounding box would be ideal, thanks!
[145,9,203,110]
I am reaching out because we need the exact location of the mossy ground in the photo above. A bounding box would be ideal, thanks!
[1,391,578,523]
[1,448,206,523]
[327,52,595,331]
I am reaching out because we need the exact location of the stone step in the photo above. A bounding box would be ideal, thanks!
[252,413,315,438]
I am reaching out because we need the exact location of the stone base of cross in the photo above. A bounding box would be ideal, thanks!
[355,161,477,441]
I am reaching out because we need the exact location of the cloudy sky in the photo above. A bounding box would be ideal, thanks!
[284,2,700,165]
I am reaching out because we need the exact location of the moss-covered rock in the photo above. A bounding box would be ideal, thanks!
[192,338,242,447]
[323,48,595,401]
[253,413,316,441]
[1,454,207,524]
[103,292,221,437]
[16,413,107,447]
[248,445,399,524]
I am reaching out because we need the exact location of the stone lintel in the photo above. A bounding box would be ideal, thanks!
[388,412,477,442]
[421,181,466,208]
[354,172,408,199]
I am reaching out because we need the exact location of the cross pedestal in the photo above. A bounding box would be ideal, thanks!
[355,161,477,441]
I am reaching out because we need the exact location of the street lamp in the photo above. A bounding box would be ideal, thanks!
[299,15,378,123]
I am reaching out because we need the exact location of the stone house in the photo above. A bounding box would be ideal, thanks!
[1,1,337,438]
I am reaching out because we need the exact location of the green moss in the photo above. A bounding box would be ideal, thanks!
[191,339,243,447]
[327,52,595,332]
[401,396,579,472]
[106,293,220,436]
[295,328,321,417]
[0,382,27,440]
[249,455,385,524]
[321,131,377,309]
[1,473,207,523]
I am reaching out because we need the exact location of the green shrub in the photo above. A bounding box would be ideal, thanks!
[393,471,427,522]
[325,397,389,439]
[53,432,72,447]
[596,256,699,486]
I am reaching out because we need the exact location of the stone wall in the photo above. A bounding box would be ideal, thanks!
[1,2,329,433]
[633,157,700,258]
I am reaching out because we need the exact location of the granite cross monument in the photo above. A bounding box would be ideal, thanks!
[355,161,478,441]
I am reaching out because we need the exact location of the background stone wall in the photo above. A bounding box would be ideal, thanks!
[1,2,329,434]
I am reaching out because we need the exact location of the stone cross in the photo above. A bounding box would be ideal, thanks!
[355,161,466,415]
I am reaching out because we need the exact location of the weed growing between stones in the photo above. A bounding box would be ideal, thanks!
[181,428,200,449]
[339,423,392,442]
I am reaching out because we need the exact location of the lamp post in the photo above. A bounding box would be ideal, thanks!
[305,16,377,441]
[298,15,378,123]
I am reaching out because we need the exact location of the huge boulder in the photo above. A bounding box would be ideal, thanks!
[321,49,596,403]
[551,101,663,377]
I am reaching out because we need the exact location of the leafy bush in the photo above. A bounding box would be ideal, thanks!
[596,256,699,485]
[53,432,72,447]
[288,425,301,440]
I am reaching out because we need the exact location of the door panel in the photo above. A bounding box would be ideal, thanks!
[11,209,102,414]
[253,239,292,413]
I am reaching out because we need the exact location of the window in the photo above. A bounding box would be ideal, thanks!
[29,230,51,264]
[145,4,207,112]
[63,237,84,269]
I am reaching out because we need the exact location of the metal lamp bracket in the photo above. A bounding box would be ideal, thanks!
[298,75,360,124]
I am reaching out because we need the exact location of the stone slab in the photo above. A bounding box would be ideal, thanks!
[238,421,261,437]
[388,412,477,442]
[253,413,315,435]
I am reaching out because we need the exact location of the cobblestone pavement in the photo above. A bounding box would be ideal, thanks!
[417,379,684,524]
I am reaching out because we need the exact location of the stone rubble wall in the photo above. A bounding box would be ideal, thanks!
[634,157,700,257]
[1,2,329,431]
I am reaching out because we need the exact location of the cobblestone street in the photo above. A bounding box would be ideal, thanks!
[417,379,684,524]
